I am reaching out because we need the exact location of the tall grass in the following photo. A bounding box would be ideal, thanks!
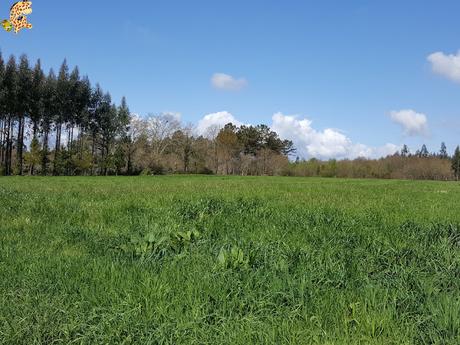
[1,176,459,344]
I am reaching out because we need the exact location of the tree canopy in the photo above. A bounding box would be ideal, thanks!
[0,53,458,180]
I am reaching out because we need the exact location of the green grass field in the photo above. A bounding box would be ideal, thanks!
[1,176,459,344]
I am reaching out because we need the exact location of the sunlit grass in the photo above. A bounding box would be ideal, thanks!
[1,176,459,344]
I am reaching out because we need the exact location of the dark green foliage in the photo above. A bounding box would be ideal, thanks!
[0,54,129,176]
[30,60,45,142]
[16,55,32,175]
[40,69,57,175]
[1,56,18,175]
[452,146,460,180]
[440,142,448,159]
[418,144,429,158]
[400,144,409,157]
[236,124,295,156]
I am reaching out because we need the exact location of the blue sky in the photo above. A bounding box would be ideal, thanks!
[2,0,460,158]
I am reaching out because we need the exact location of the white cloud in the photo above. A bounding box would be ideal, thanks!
[196,111,242,137]
[373,143,401,158]
[211,73,247,91]
[389,109,428,136]
[195,111,400,159]
[160,112,182,122]
[195,111,398,159]
[271,113,398,160]
[428,51,460,83]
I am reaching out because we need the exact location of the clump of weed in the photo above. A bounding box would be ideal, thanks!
[216,245,250,270]
[170,229,201,250]
[119,228,201,260]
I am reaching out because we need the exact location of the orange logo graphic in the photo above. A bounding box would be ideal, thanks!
[2,1,33,34]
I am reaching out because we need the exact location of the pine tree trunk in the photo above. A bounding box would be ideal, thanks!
[16,116,24,175]
[127,144,132,175]
[67,127,71,149]
[70,126,74,150]
[42,129,49,175]
[30,124,38,176]
[91,133,96,176]
[32,122,37,139]
[1,119,6,174]
[0,119,5,169]
[5,119,9,175]
[79,126,85,160]
[20,118,25,173]
[55,123,61,152]
[81,127,85,160]
[54,123,62,175]
[5,117,12,176]
[102,142,108,176]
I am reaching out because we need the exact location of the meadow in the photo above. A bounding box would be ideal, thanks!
[0,176,459,344]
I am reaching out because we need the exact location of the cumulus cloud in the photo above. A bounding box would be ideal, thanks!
[196,111,242,137]
[211,73,248,91]
[428,51,460,83]
[160,112,182,122]
[389,109,428,136]
[195,111,398,159]
[271,113,398,160]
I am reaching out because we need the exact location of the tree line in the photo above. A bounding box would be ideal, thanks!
[1,53,459,180]
[290,143,460,181]
[125,117,295,176]
[0,53,129,176]
[0,53,294,176]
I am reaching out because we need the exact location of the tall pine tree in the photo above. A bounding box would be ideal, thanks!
[3,56,18,175]
[452,146,460,181]
[41,69,57,175]
[29,59,45,174]
[54,59,70,175]
[439,142,448,159]
[16,55,32,175]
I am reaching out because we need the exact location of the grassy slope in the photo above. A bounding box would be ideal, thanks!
[0,176,459,344]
